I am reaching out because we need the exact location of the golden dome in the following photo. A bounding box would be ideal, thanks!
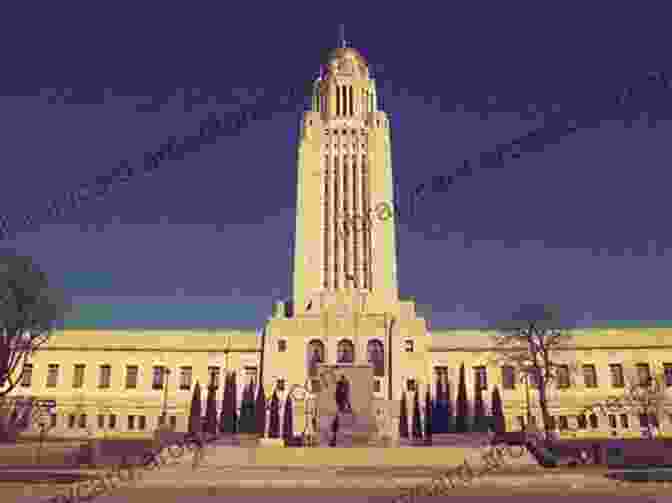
[325,47,368,67]
[322,46,369,79]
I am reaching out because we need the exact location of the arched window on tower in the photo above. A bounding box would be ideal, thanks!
[367,340,384,377]
[307,339,325,377]
[337,339,355,364]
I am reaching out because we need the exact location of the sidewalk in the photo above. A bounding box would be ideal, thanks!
[132,469,620,490]
[3,464,672,490]
[130,463,625,490]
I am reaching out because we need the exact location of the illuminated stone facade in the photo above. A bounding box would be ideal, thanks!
[6,41,672,441]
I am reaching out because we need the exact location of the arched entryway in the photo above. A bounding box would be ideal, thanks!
[337,339,355,363]
[367,339,384,376]
[307,339,325,377]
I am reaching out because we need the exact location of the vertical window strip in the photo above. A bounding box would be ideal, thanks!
[336,85,340,116]
[334,154,340,289]
[324,153,330,289]
[343,152,349,285]
[352,153,358,288]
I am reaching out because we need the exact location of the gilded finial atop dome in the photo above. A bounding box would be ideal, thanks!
[319,26,369,80]
[339,24,346,49]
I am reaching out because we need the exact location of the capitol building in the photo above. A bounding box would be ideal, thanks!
[7,39,672,442]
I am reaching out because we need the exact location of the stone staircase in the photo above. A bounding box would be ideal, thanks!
[319,411,379,447]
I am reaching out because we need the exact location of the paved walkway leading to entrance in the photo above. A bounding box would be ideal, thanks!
[132,464,631,490]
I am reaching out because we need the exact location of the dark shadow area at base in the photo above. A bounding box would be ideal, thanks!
[0,471,93,484]
[606,469,672,483]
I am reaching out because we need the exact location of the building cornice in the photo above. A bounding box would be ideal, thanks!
[428,345,672,352]
[38,346,261,353]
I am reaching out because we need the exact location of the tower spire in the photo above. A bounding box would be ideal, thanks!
[339,24,346,48]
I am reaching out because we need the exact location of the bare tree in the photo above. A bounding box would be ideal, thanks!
[487,304,574,443]
[0,395,35,442]
[622,367,667,438]
[575,363,668,439]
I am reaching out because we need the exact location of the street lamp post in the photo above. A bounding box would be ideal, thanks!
[303,385,317,446]
[161,368,171,429]
[35,407,55,464]
[635,375,657,439]
[524,372,532,428]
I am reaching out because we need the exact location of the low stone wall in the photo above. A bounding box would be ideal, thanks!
[198,445,539,470]
[0,440,87,466]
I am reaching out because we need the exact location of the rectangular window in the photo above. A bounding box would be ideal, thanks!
[98,365,111,389]
[50,414,57,428]
[169,416,177,430]
[608,414,617,429]
[78,414,87,429]
[434,366,448,381]
[128,415,135,430]
[547,416,556,430]
[583,364,598,388]
[109,414,116,429]
[373,379,381,393]
[278,340,287,352]
[609,364,624,388]
[406,379,416,392]
[639,413,649,428]
[311,379,322,393]
[138,416,146,430]
[501,365,516,390]
[158,415,165,427]
[577,414,587,430]
[68,414,75,429]
[559,416,569,431]
[208,366,221,389]
[664,363,672,387]
[636,363,651,386]
[620,413,629,429]
[21,364,32,387]
[46,364,59,388]
[179,366,192,390]
[72,364,85,389]
[589,413,599,429]
[244,366,257,389]
[556,365,570,389]
[473,366,487,390]
[125,365,138,389]
[152,366,165,390]
[276,379,285,391]
[404,340,414,352]
[517,416,525,429]
[98,414,105,429]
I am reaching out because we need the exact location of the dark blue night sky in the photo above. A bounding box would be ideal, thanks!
[2,4,672,330]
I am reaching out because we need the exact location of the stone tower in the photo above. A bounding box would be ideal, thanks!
[264,34,427,438]
[292,36,399,317]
